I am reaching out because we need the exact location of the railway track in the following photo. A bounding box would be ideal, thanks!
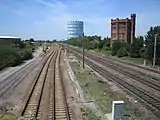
[94,52,160,74]
[21,48,71,120]
[54,49,71,120]
[0,55,47,99]
[0,50,53,99]
[85,46,160,74]
[36,50,58,120]
[89,51,156,77]
[21,50,55,119]
[71,47,160,74]
[87,53,160,91]
[71,47,160,92]
[0,60,40,98]
[70,49,160,118]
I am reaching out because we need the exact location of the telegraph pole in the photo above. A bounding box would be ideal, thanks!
[68,44,69,54]
[82,33,85,68]
[153,34,159,68]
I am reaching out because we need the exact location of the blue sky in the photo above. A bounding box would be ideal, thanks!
[0,0,160,40]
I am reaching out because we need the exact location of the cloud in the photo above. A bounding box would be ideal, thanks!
[35,0,54,8]
[29,0,112,40]
[0,0,160,40]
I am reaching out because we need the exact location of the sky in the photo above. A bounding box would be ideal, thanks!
[0,0,160,40]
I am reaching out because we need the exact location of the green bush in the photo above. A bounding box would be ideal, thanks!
[22,50,33,60]
[32,48,35,52]
[0,60,6,70]
[0,43,35,70]
[117,48,128,57]
[111,41,121,56]
[139,48,145,58]
[10,53,23,66]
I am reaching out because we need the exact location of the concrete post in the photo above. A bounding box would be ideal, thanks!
[153,34,159,68]
[112,101,128,120]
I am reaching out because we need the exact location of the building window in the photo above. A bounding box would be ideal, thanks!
[119,33,125,39]
[120,26,125,29]
[112,27,116,30]
[112,33,116,38]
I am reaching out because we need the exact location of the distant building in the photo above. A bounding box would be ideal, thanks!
[111,14,136,44]
[0,36,21,46]
[67,21,84,39]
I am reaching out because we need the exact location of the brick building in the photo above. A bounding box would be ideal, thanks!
[111,14,136,44]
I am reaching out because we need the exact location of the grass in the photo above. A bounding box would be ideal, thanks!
[99,49,111,55]
[93,49,152,66]
[93,49,111,56]
[120,56,145,61]
[0,111,36,120]
[69,55,146,120]
[0,112,18,120]
[82,107,101,120]
[70,60,125,113]
[120,56,144,65]
[120,56,152,66]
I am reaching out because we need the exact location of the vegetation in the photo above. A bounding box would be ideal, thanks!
[130,36,144,58]
[0,111,18,120]
[69,57,146,120]
[69,60,115,113]
[144,26,160,63]
[66,26,160,65]
[82,107,101,120]
[111,42,129,57]
[65,36,111,51]
[0,39,36,70]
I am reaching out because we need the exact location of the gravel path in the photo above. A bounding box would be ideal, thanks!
[66,51,108,120]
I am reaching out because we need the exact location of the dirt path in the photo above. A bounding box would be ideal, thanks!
[66,51,108,120]
[61,50,83,120]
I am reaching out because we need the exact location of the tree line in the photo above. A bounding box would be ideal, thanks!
[65,26,160,65]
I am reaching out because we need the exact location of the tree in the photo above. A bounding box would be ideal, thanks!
[84,37,94,49]
[117,48,128,57]
[98,37,111,50]
[145,26,160,62]
[19,41,25,48]
[130,36,144,58]
[29,38,34,42]
[111,41,121,56]
[46,40,50,43]
[93,39,100,50]
[104,37,111,48]
[111,41,130,56]
[66,36,110,52]
[120,42,130,51]
[52,39,57,42]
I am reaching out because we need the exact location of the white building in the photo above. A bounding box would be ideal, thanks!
[67,21,84,39]
[0,36,21,46]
